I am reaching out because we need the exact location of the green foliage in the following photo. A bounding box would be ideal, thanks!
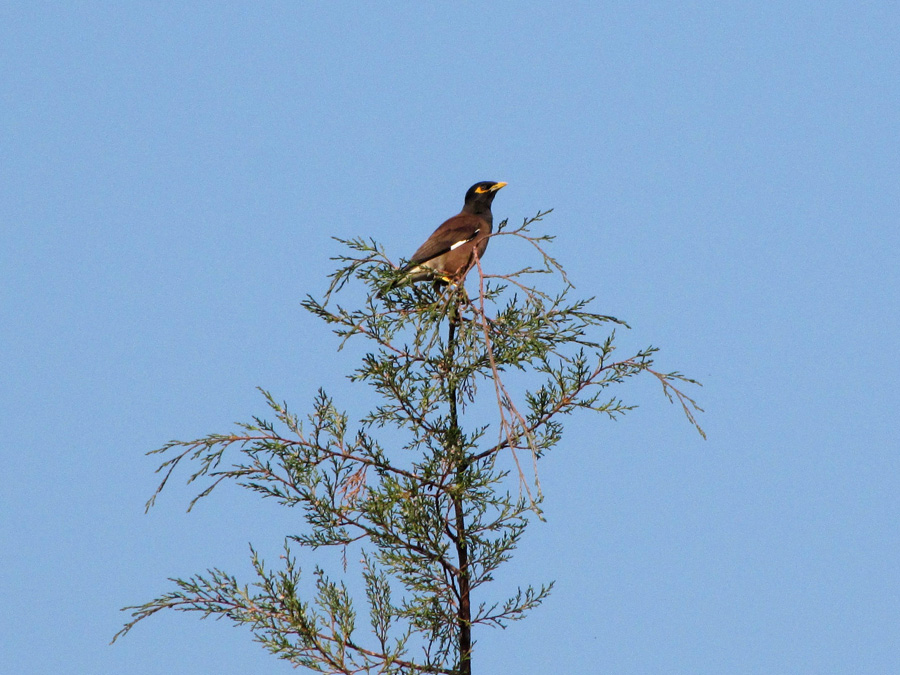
[114,212,703,674]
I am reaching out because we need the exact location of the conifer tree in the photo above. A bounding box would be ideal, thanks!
[114,211,703,674]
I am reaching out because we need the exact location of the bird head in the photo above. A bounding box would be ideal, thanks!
[463,181,507,213]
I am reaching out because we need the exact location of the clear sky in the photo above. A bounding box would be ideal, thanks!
[2,3,898,673]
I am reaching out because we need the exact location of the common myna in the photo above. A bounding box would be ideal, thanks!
[382,181,507,294]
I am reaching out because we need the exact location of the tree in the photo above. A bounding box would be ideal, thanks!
[113,211,703,674]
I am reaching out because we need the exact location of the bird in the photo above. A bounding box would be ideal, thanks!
[381,181,507,295]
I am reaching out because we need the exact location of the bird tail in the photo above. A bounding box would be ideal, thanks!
[377,264,435,298]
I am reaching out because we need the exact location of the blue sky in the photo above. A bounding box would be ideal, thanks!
[2,3,898,673]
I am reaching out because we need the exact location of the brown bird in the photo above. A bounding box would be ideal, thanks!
[382,181,506,294]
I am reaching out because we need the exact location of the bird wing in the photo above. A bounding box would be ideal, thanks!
[407,213,485,267]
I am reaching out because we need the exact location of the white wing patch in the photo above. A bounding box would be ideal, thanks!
[449,229,479,250]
